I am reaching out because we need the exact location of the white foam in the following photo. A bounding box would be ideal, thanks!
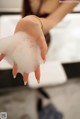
[0,32,43,74]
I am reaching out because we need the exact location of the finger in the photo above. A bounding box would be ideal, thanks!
[35,65,40,83]
[0,53,5,61]
[37,36,48,60]
[23,73,28,85]
[12,63,18,78]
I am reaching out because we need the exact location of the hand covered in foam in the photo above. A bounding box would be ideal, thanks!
[0,16,48,85]
[0,32,43,84]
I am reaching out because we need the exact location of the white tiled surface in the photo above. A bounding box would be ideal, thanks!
[0,14,80,69]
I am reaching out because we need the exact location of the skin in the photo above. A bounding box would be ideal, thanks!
[29,0,78,33]
[0,18,47,84]
[15,17,47,84]
[0,1,78,84]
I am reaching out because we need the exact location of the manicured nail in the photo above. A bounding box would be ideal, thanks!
[12,63,17,79]
[43,56,46,61]
[24,81,27,85]
[43,60,46,63]
[0,54,5,61]
[37,79,40,84]
[13,75,16,79]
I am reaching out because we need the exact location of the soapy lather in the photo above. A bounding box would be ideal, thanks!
[0,32,43,84]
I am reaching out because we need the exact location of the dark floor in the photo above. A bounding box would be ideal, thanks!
[0,79,80,119]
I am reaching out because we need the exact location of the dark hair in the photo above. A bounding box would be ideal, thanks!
[21,0,33,18]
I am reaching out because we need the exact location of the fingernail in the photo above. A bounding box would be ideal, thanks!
[43,56,45,61]
[37,79,40,84]
[24,81,27,85]
[43,56,46,62]
[13,75,16,79]
[43,60,46,63]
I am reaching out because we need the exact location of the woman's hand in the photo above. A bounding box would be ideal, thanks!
[0,16,47,84]
[15,16,47,60]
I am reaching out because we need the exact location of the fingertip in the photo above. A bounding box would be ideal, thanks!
[41,51,46,61]
[23,73,28,85]
[12,63,18,79]
[0,53,5,61]
[35,66,40,83]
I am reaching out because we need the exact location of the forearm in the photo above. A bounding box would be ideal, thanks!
[41,3,78,33]
[16,3,78,34]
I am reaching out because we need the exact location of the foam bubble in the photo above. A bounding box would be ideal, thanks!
[0,32,43,74]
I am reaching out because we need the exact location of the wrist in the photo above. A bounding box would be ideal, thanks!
[40,18,53,34]
[25,15,51,34]
[26,15,43,30]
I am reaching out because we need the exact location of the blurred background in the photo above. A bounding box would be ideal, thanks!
[0,0,80,119]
